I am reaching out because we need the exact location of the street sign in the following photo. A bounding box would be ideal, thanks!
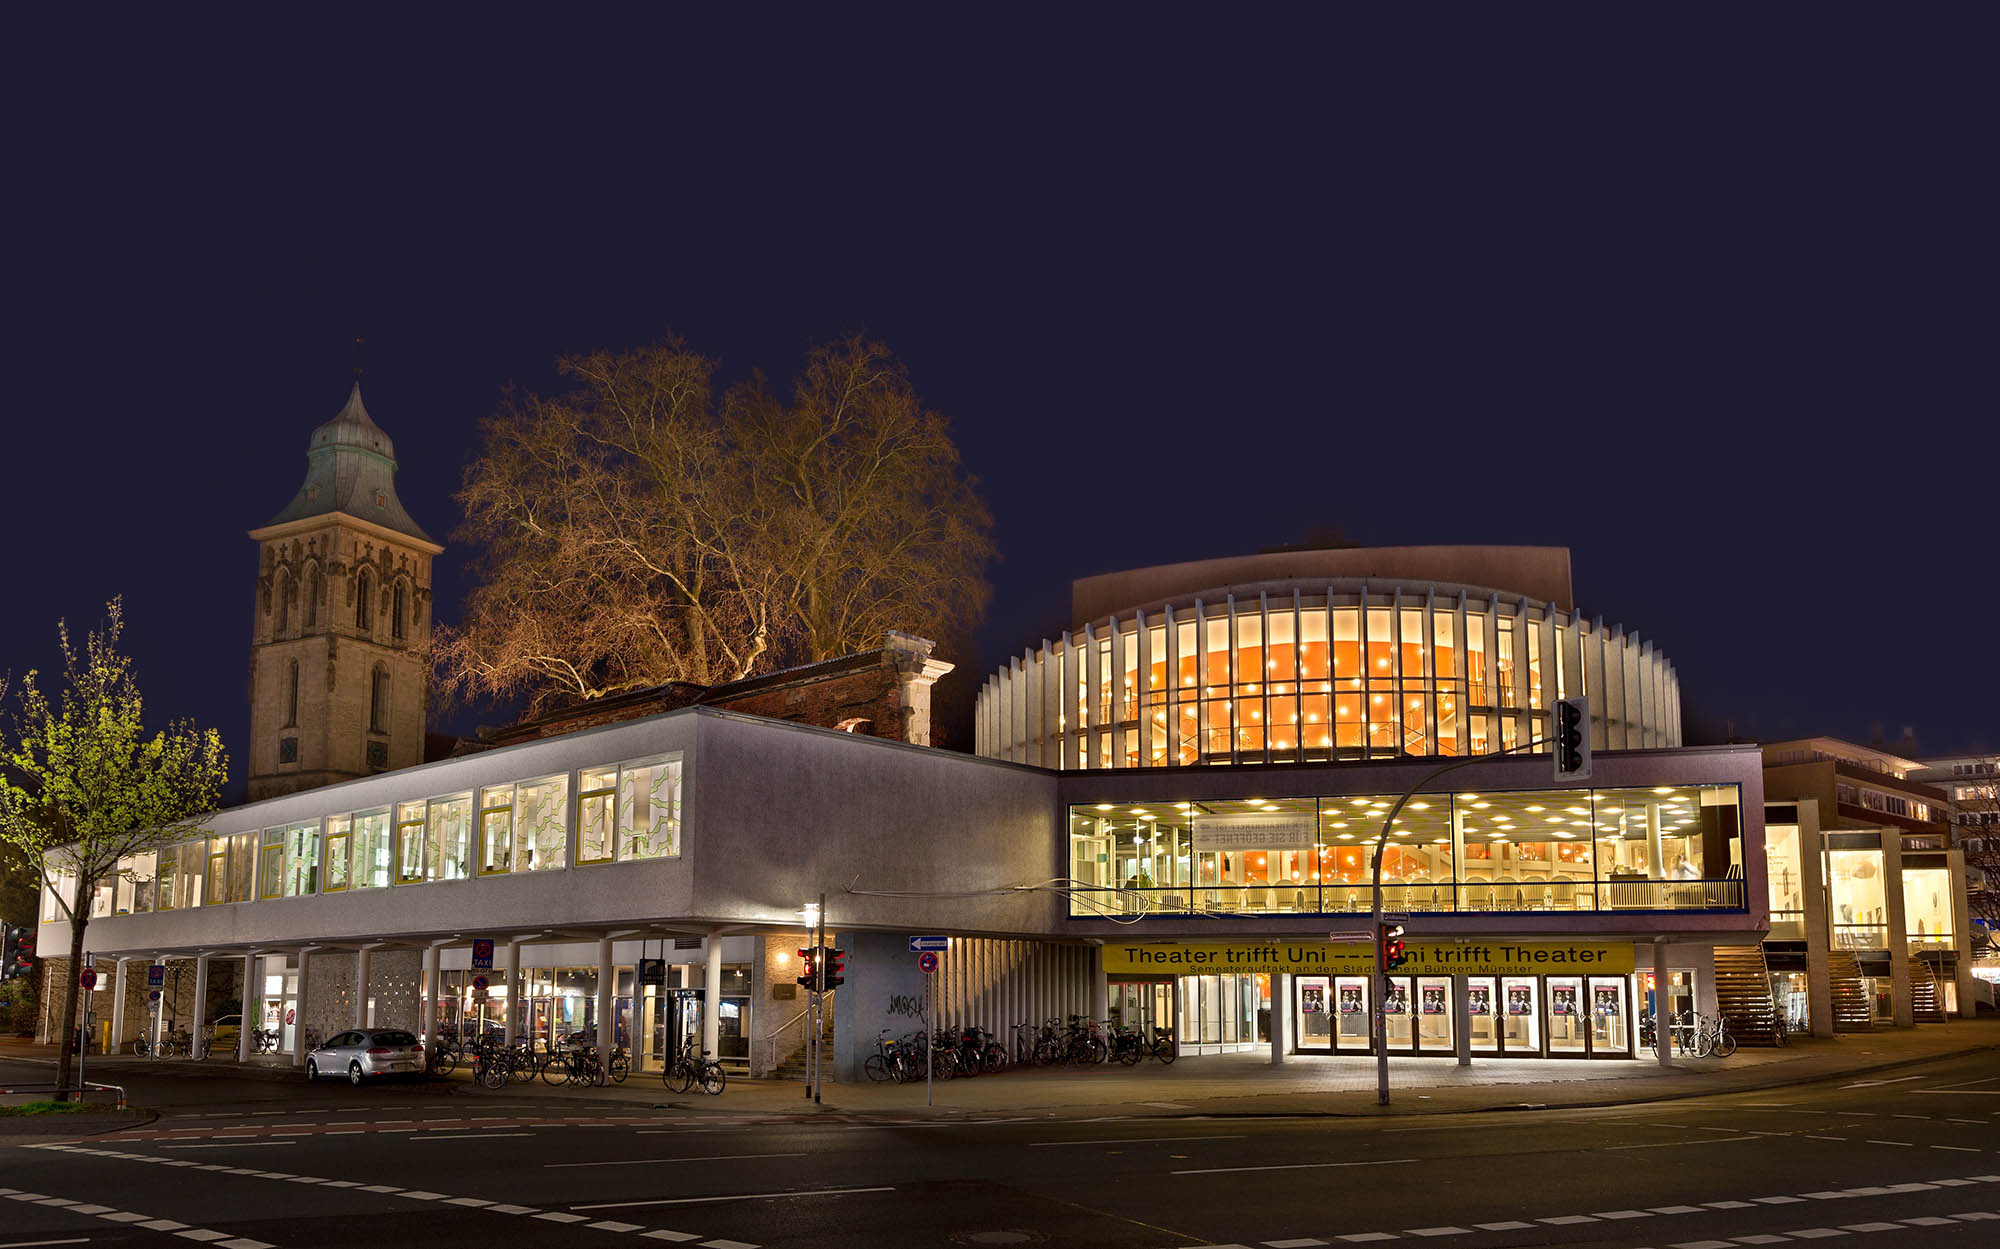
[471,939,495,970]
[146,964,165,989]
[78,967,98,991]
[471,974,489,992]
[147,990,161,1003]
[638,958,666,987]
[917,951,939,975]
[909,935,949,952]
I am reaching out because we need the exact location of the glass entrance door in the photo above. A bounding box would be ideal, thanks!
[1415,976,1453,1052]
[1546,976,1586,1054]
[1383,977,1414,1052]
[1296,976,1333,1051]
[1588,977,1629,1055]
[1334,976,1371,1052]
[1501,976,1539,1053]
[1467,976,1499,1052]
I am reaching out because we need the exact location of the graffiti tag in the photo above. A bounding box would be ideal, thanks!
[887,994,925,1019]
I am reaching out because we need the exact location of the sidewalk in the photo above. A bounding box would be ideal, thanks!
[10,1019,1996,1122]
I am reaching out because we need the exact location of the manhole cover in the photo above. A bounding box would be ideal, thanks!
[952,1231,1043,1245]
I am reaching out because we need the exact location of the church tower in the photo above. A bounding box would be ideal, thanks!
[247,382,444,801]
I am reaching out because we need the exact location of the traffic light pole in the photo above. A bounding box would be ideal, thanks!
[813,891,826,1106]
[1368,738,1546,1106]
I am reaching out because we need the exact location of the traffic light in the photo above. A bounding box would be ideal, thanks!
[795,947,818,990]
[824,948,845,991]
[2,925,34,981]
[1380,923,1408,972]
[1554,696,1591,780]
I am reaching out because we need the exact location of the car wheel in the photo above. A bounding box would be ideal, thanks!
[348,1061,364,1086]
[306,1059,318,1082]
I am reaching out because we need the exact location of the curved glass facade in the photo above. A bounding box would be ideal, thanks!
[976,584,1678,768]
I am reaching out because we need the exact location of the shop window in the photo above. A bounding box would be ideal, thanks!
[351,808,391,889]
[395,801,426,884]
[323,815,350,893]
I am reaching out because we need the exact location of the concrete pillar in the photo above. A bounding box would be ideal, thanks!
[108,960,129,1056]
[238,954,257,1062]
[191,955,211,1058]
[1653,941,1672,1068]
[1089,945,1109,1026]
[702,937,723,1059]
[1797,800,1835,1037]
[1453,974,1471,1067]
[1948,848,1976,1018]
[149,956,164,1058]
[421,944,441,1046]
[1646,802,1665,879]
[1882,831,1914,1028]
[596,937,614,1056]
[294,948,311,1066]
[1270,972,1288,1065]
[505,940,522,1045]
[353,948,372,1029]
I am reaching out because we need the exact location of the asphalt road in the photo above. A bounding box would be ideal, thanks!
[3,1052,1998,1248]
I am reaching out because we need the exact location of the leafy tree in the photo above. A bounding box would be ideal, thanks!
[0,600,227,1094]
[440,335,994,712]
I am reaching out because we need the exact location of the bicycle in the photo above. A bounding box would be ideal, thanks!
[662,1046,726,1095]
[865,1031,912,1084]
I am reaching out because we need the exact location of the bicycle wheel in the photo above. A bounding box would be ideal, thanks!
[1152,1039,1176,1066]
[511,1051,537,1084]
[666,1060,696,1095]
[609,1052,629,1083]
[983,1044,1008,1073]
[478,1060,507,1091]
[542,1054,570,1086]
[864,1055,891,1083]
[700,1061,726,1096]
[429,1047,457,1076]
[1714,1028,1737,1058]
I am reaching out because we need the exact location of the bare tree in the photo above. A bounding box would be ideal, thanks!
[0,600,227,1095]
[441,336,994,713]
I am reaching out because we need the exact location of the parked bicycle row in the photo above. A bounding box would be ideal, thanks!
[1639,1009,1742,1058]
[425,1031,728,1094]
[864,1016,1175,1083]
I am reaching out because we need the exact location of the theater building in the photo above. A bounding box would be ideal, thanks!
[33,394,1775,1078]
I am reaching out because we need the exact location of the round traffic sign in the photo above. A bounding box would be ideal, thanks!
[471,974,489,991]
[78,968,98,990]
[147,990,161,1002]
[917,951,939,975]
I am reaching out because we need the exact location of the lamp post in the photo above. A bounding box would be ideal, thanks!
[1368,737,1545,1106]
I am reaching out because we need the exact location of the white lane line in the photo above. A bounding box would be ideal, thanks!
[1472,1223,1533,1231]
[548,1153,805,1169]
[1934,1145,1982,1152]
[1609,1137,1763,1149]
[1403,1227,1469,1237]
[1843,1076,1923,1088]
[1029,1135,1247,1148]
[1841,1224,1903,1233]
[1909,1089,2000,1095]
[573,1187,895,1210]
[1864,1140,1914,1147]
[1734,1238,1790,1245]
[1265,1240,1330,1247]
[0,1240,92,1248]
[1538,1215,1597,1226]
[161,1143,296,1151]
[1176,1158,1416,1177]
[1784,1231,1846,1240]
[408,1133,535,1141]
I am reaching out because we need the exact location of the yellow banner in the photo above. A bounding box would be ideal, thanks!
[1100,939,1633,978]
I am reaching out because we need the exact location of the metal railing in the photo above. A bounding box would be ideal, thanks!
[1070,878,1746,918]
[761,1006,815,1075]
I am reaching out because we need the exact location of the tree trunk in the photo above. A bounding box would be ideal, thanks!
[56,907,87,1098]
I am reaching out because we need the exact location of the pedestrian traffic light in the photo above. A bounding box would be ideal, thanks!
[795,947,817,990]
[824,948,845,991]
[1554,696,1591,780]
[2,924,34,981]
[1380,923,1407,972]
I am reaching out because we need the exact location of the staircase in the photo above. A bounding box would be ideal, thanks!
[1713,945,1786,1046]
[1829,949,1874,1032]
[772,1000,836,1081]
[1909,957,1947,1023]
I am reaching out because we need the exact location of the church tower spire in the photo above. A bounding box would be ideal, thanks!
[246,380,445,800]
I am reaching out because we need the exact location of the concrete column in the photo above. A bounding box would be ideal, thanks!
[1797,800,1835,1037]
[110,960,130,1056]
[294,948,311,1066]
[353,948,372,1029]
[191,955,211,1058]
[150,956,164,1058]
[1948,848,1976,1017]
[702,937,723,1059]
[596,937,614,1055]
[1653,941,1672,1068]
[1453,974,1471,1067]
[1270,972,1288,1065]
[1089,945,1109,1026]
[238,954,257,1062]
[421,944,441,1046]
[1646,802,1665,878]
[1882,831,1914,1028]
[504,940,522,1045]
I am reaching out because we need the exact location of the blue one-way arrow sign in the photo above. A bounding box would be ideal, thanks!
[909,935,949,952]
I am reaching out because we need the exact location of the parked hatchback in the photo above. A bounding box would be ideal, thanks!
[306,1028,426,1084]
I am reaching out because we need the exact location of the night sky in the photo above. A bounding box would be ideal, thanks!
[3,12,1992,798]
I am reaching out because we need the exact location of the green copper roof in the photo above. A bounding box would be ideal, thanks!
[265,382,436,543]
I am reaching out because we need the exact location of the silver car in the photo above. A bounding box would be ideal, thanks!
[306,1028,426,1085]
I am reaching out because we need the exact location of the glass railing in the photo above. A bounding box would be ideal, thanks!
[1832,924,1888,949]
[1068,878,1744,918]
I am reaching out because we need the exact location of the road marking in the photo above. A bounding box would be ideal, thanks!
[1840,1224,1902,1233]
[1933,1145,1981,1152]
[1843,1076,1923,1088]
[1590,1210,1653,1219]
[161,1143,295,1151]
[1265,1240,1330,1247]
[1472,1223,1533,1231]
[1863,1140,1914,1147]
[1403,1227,1469,1237]
[1538,1215,1597,1225]
[1610,1137,1763,1149]
[1734,1238,1791,1245]
[548,1153,806,1169]
[408,1133,535,1141]
[1336,1236,1396,1244]
[1909,1089,2000,1095]
[1785,1230,1846,1240]
[1704,1201,1754,1209]
[1030,1135,1246,1148]
[573,1187,895,1210]
[0,1240,92,1248]
[1650,1206,1706,1214]
[1175,1159,1415,1177]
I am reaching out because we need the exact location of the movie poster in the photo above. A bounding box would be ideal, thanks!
[1551,985,1578,1016]
[1468,985,1491,1016]
[1301,984,1325,1014]
[1593,985,1620,1016]
[1505,984,1532,1016]
[1339,985,1362,1015]
[1384,984,1408,1015]
[1420,985,1445,1015]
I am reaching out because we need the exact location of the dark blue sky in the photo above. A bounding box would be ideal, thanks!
[3,10,1992,792]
